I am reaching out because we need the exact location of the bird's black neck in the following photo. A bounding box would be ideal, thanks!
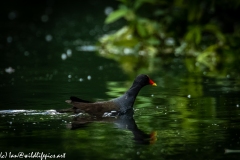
[113,82,144,112]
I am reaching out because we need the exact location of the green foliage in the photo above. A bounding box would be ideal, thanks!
[99,0,240,74]
[105,5,128,24]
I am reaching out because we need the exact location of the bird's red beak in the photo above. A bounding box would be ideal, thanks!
[149,79,157,86]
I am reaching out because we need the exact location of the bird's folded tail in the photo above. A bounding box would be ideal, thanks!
[65,96,92,104]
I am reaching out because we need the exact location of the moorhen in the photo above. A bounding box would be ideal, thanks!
[57,74,157,116]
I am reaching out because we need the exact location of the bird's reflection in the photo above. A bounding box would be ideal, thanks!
[67,109,157,145]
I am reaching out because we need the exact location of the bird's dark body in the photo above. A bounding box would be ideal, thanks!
[59,100,119,116]
[57,74,156,116]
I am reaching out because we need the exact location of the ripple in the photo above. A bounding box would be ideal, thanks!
[0,109,63,115]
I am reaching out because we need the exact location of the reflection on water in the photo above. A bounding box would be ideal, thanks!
[68,109,157,145]
[1,47,240,160]
[103,73,240,159]
[0,74,240,159]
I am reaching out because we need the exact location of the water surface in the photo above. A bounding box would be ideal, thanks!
[1,66,240,160]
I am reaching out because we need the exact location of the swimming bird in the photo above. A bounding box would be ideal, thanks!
[57,74,157,116]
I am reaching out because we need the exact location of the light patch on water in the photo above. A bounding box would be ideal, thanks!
[98,66,103,70]
[68,113,86,117]
[45,34,52,42]
[66,49,72,56]
[102,111,118,117]
[76,45,98,51]
[5,67,15,74]
[61,53,67,60]
[104,6,113,15]
[0,109,63,116]
[87,75,91,80]
[225,149,240,154]
[0,110,27,114]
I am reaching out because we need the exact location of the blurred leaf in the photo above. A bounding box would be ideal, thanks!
[136,23,147,37]
[99,0,240,72]
[114,38,139,47]
[105,8,128,24]
[100,26,139,48]
[197,44,219,70]
[134,0,145,10]
[147,37,160,45]
[115,26,133,38]
[146,46,158,56]
[185,26,202,45]
[195,27,201,44]
[145,21,158,35]
[124,10,136,21]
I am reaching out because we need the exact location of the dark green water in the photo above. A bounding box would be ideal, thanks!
[1,66,240,160]
[1,1,240,160]
[1,54,240,160]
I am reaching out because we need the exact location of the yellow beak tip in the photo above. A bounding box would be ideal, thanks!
[152,83,157,86]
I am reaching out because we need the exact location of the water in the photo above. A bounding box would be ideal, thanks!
[1,1,240,160]
[1,70,240,159]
